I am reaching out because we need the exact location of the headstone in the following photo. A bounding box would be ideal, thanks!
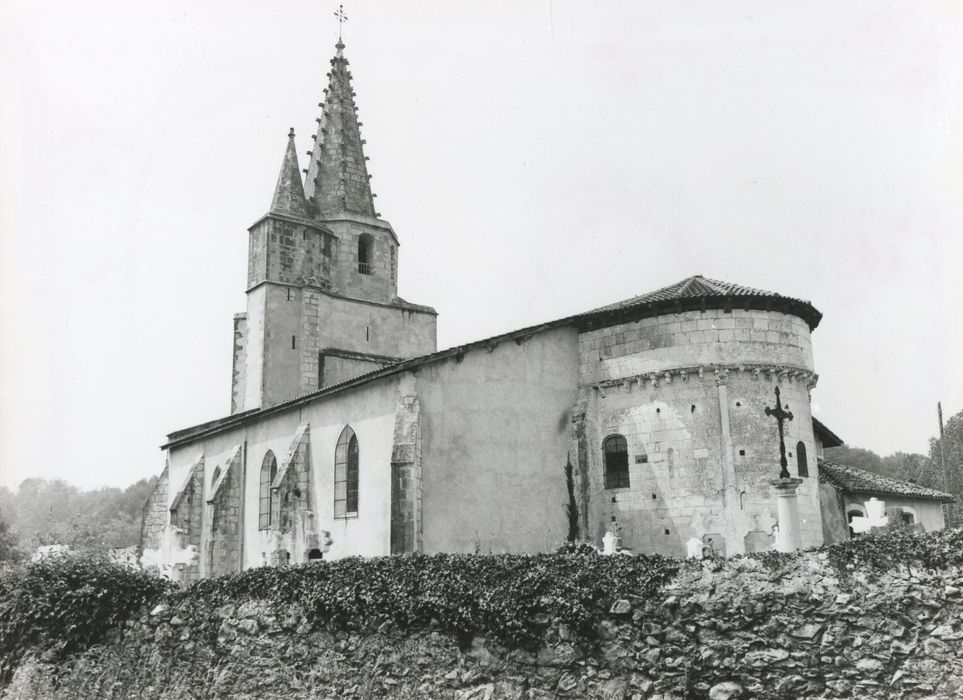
[601,531,618,555]
[686,537,703,559]
[743,530,771,553]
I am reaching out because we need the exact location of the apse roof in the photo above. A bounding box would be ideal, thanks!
[818,458,956,503]
[582,275,822,331]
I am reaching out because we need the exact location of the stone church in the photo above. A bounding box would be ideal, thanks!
[140,41,953,580]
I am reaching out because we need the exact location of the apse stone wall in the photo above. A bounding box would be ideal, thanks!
[576,307,821,556]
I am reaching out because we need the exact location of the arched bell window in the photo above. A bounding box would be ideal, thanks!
[335,426,360,517]
[603,434,630,489]
[357,234,374,275]
[796,441,809,477]
[258,451,278,530]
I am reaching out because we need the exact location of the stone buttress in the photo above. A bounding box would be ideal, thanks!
[390,375,423,553]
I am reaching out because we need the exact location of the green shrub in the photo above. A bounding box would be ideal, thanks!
[823,526,963,573]
[168,552,680,649]
[0,553,172,685]
[747,527,963,574]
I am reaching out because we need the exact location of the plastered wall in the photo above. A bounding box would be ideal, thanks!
[841,495,946,532]
[166,374,402,570]
[415,326,581,554]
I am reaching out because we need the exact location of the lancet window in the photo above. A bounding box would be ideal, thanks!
[258,451,278,530]
[335,426,359,517]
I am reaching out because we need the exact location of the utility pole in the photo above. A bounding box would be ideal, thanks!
[938,402,952,525]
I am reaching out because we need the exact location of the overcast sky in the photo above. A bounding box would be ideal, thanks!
[1,1,961,490]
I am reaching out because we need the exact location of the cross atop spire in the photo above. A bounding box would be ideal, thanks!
[334,4,348,41]
[303,40,377,219]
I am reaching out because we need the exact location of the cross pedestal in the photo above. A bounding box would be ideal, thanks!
[770,478,804,552]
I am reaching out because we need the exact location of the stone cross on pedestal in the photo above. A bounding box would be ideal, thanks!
[764,386,804,552]
[765,385,794,480]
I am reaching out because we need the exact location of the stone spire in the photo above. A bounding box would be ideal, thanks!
[303,40,377,219]
[270,128,311,219]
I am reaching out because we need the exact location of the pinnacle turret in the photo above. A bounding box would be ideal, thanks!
[270,128,310,219]
[303,41,376,219]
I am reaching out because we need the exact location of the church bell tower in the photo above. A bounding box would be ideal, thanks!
[231,40,437,413]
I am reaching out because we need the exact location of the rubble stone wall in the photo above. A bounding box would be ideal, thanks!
[9,543,963,699]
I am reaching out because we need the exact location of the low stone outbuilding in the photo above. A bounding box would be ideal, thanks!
[818,458,955,543]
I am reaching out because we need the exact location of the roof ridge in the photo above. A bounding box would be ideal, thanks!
[818,458,956,502]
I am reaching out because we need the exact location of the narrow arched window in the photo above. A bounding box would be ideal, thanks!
[335,426,359,517]
[796,441,809,477]
[211,465,222,487]
[258,451,278,530]
[357,234,373,275]
[603,435,630,489]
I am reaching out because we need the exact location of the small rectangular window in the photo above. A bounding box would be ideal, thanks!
[291,335,297,350]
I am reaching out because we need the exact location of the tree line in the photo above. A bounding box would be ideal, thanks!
[822,408,962,525]
[0,477,157,561]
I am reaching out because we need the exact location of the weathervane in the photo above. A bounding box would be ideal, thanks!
[334,4,348,40]
[765,386,794,479]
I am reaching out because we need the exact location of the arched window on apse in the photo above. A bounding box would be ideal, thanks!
[796,441,809,477]
[357,234,373,275]
[603,435,630,489]
[258,451,278,530]
[335,426,360,517]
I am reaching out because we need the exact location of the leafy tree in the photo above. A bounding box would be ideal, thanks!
[928,409,963,527]
[0,508,21,562]
[824,445,886,473]
[1,476,158,556]
[824,445,930,483]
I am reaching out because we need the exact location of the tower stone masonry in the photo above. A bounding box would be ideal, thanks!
[233,40,437,412]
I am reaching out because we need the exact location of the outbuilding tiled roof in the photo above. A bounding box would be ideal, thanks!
[581,275,822,330]
[818,458,956,503]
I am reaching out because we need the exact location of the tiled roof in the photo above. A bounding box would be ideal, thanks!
[583,275,822,330]
[818,458,956,503]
